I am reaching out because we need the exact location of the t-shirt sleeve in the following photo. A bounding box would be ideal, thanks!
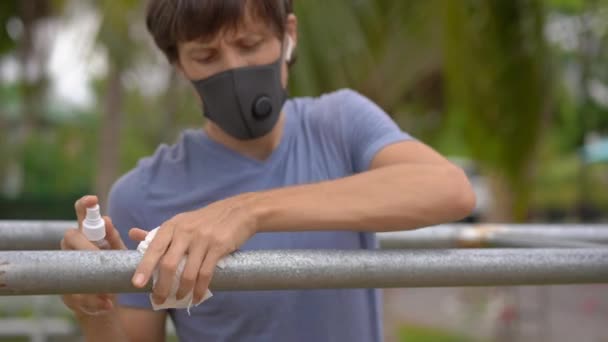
[333,89,413,173]
[107,172,154,310]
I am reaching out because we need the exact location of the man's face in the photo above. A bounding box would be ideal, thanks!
[176,12,296,87]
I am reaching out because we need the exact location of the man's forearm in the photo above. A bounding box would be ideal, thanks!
[250,163,475,233]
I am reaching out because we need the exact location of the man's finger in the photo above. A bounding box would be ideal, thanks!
[153,237,189,305]
[128,228,148,242]
[61,229,98,251]
[193,250,221,303]
[74,195,98,229]
[103,216,126,250]
[132,224,173,288]
[176,242,207,300]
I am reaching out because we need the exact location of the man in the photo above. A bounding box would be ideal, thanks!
[61,0,475,341]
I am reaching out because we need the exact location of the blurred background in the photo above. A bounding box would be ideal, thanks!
[0,0,607,341]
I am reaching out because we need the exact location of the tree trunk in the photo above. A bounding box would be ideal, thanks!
[485,172,515,222]
[95,66,124,211]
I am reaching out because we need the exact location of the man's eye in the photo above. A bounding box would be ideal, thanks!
[242,40,263,50]
[194,55,214,63]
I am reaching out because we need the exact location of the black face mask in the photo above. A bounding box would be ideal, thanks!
[191,50,288,140]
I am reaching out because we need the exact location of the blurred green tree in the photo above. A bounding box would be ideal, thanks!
[0,0,65,199]
[291,0,445,139]
[443,1,553,221]
[92,0,145,210]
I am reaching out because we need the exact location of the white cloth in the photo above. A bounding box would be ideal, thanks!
[136,227,217,312]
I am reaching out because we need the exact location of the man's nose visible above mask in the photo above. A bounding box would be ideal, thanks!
[218,47,249,71]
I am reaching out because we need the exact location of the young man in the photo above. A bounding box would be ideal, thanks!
[61,0,475,341]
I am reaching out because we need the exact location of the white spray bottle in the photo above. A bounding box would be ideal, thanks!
[83,204,111,249]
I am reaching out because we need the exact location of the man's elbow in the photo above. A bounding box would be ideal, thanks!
[447,165,477,220]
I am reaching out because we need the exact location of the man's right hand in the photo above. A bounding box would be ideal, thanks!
[60,195,129,317]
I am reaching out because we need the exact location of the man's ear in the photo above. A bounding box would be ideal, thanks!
[285,14,298,60]
[286,36,294,62]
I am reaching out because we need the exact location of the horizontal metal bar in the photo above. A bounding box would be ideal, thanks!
[0,221,73,250]
[1,249,608,295]
[484,235,607,248]
[2,221,608,250]
[377,224,608,249]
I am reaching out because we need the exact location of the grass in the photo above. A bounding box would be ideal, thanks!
[399,324,475,342]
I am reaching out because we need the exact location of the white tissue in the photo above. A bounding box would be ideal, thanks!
[137,227,213,313]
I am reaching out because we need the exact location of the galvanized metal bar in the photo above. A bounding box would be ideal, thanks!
[1,249,607,296]
[0,221,73,250]
[2,221,608,250]
[484,235,608,248]
[377,224,608,249]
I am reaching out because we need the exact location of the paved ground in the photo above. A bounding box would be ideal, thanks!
[2,286,608,341]
[384,284,608,342]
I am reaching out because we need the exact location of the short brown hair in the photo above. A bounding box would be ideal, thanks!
[146,0,294,63]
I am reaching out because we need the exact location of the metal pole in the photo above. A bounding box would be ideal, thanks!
[1,249,607,296]
[484,235,607,248]
[0,221,72,250]
[377,224,608,249]
[2,221,608,250]
[379,227,463,249]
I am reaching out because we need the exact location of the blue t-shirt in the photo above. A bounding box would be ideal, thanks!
[108,89,412,342]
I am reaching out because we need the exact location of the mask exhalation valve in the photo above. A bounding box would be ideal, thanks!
[252,96,273,119]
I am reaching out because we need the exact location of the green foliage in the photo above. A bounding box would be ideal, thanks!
[398,323,475,342]
[21,120,97,196]
[546,0,586,13]
[291,1,443,117]
[0,1,18,55]
[1,0,607,220]
[444,0,552,220]
[119,77,202,173]
[0,108,98,219]
[0,0,67,56]
[95,0,144,69]
[445,1,550,172]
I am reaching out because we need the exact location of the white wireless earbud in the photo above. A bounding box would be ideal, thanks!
[285,36,294,62]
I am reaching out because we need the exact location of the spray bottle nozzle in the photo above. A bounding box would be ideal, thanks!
[85,205,102,221]
[83,204,106,242]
